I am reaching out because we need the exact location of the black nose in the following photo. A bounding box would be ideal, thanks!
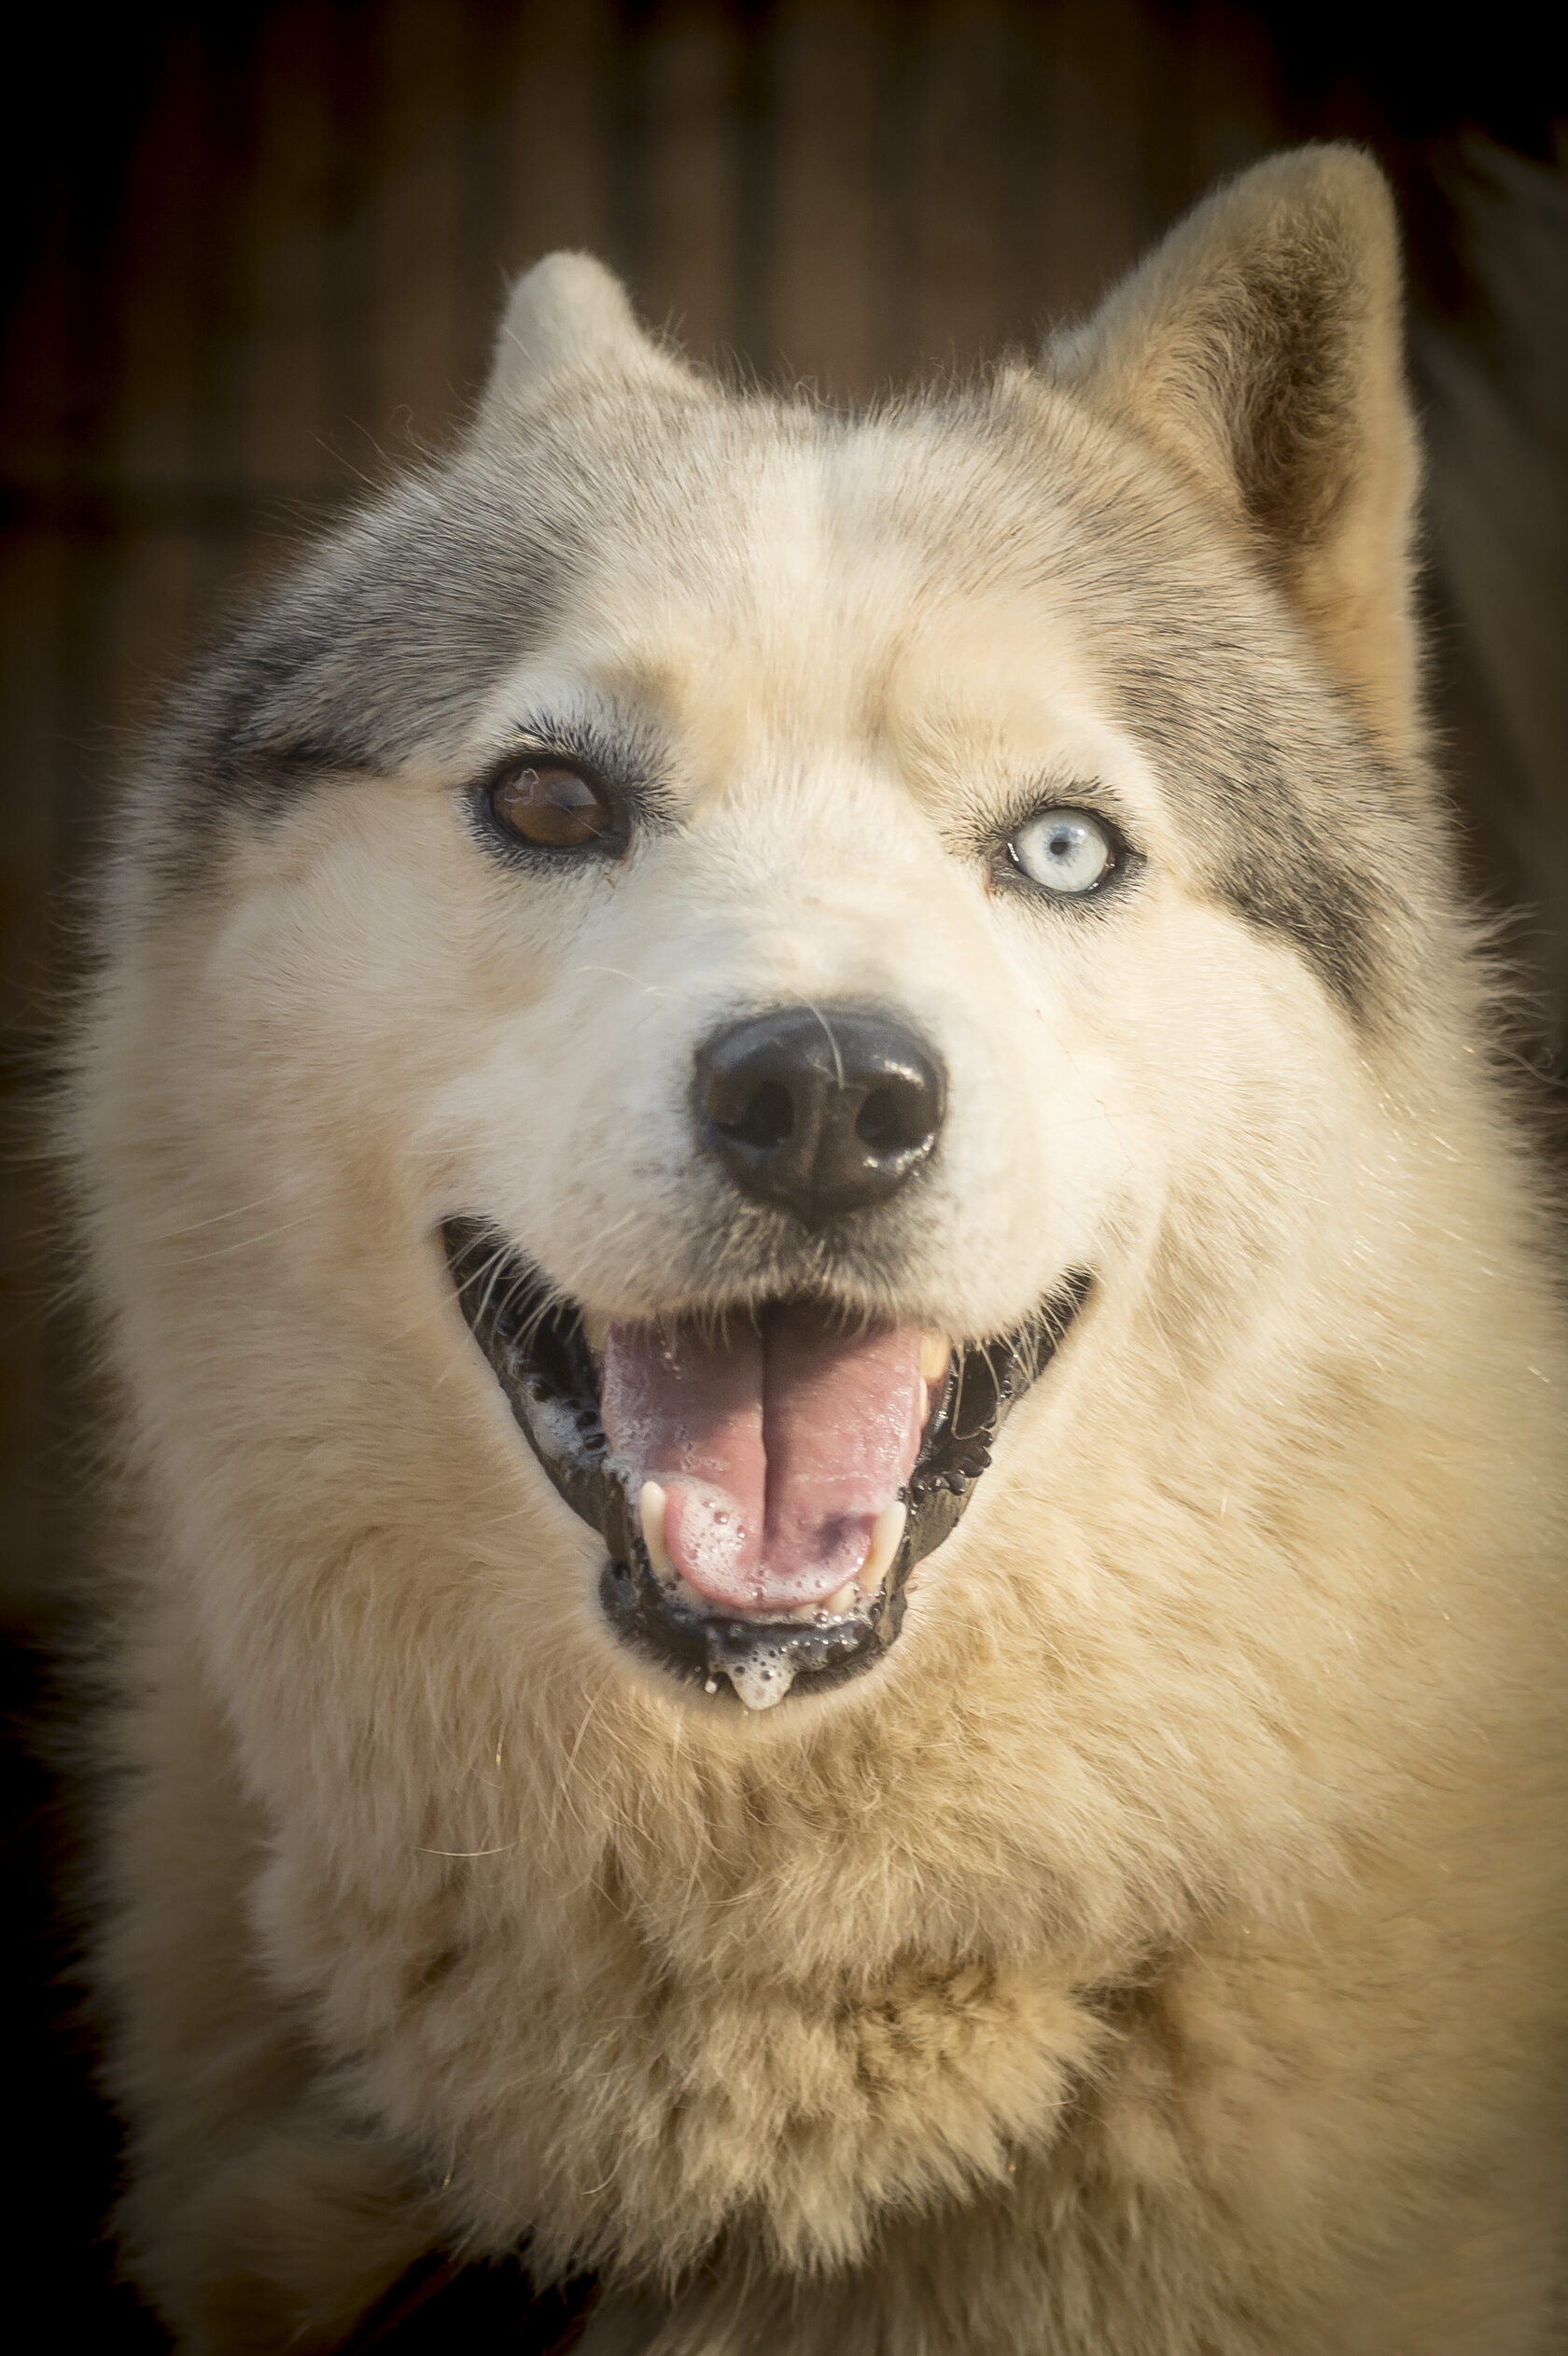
[694,1004,945,1227]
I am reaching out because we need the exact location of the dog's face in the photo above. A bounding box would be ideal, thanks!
[91,172,1436,1753]
[105,373,1418,1726]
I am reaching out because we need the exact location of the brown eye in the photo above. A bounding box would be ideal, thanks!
[488,762,616,849]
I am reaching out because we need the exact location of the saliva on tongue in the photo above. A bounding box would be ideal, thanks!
[599,1301,927,1639]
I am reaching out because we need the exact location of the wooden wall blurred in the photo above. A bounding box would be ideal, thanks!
[0,0,1563,1627]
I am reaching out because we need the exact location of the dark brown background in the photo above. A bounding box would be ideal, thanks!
[2,4,1562,2341]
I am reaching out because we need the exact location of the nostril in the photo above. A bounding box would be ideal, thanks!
[855,1082,931,1156]
[718,1080,795,1151]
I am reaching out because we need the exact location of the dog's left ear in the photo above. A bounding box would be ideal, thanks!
[1050,146,1421,761]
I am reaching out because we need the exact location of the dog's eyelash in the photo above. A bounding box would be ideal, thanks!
[504,714,676,809]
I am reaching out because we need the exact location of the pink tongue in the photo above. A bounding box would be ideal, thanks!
[600,1306,925,1615]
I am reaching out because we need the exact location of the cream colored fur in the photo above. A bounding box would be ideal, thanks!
[67,147,1568,2353]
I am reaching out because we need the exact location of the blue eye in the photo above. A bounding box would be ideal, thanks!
[1008,809,1115,895]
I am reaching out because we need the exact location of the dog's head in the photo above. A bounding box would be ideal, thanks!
[80,148,1451,1741]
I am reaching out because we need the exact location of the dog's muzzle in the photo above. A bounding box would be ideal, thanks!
[441,1219,1089,1711]
[442,999,1087,1708]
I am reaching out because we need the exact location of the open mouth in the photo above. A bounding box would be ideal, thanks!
[442,1216,1089,1710]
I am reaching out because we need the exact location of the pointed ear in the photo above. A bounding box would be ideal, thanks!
[1050,147,1421,761]
[475,252,693,429]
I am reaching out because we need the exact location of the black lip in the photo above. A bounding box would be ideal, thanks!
[441,1216,1089,1704]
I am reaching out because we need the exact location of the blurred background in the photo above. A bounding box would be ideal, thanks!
[1,2,1562,2340]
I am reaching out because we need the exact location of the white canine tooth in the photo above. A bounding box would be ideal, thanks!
[639,1480,672,1578]
[826,1582,859,1620]
[583,1309,610,1354]
[919,1379,930,1424]
[919,1331,951,1384]
[860,1499,907,1594]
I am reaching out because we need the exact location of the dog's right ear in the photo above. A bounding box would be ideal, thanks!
[475,253,693,431]
[1049,147,1421,764]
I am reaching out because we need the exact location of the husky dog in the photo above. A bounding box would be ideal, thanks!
[66,147,1568,2353]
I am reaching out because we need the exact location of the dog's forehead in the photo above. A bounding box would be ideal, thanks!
[481,394,1101,784]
